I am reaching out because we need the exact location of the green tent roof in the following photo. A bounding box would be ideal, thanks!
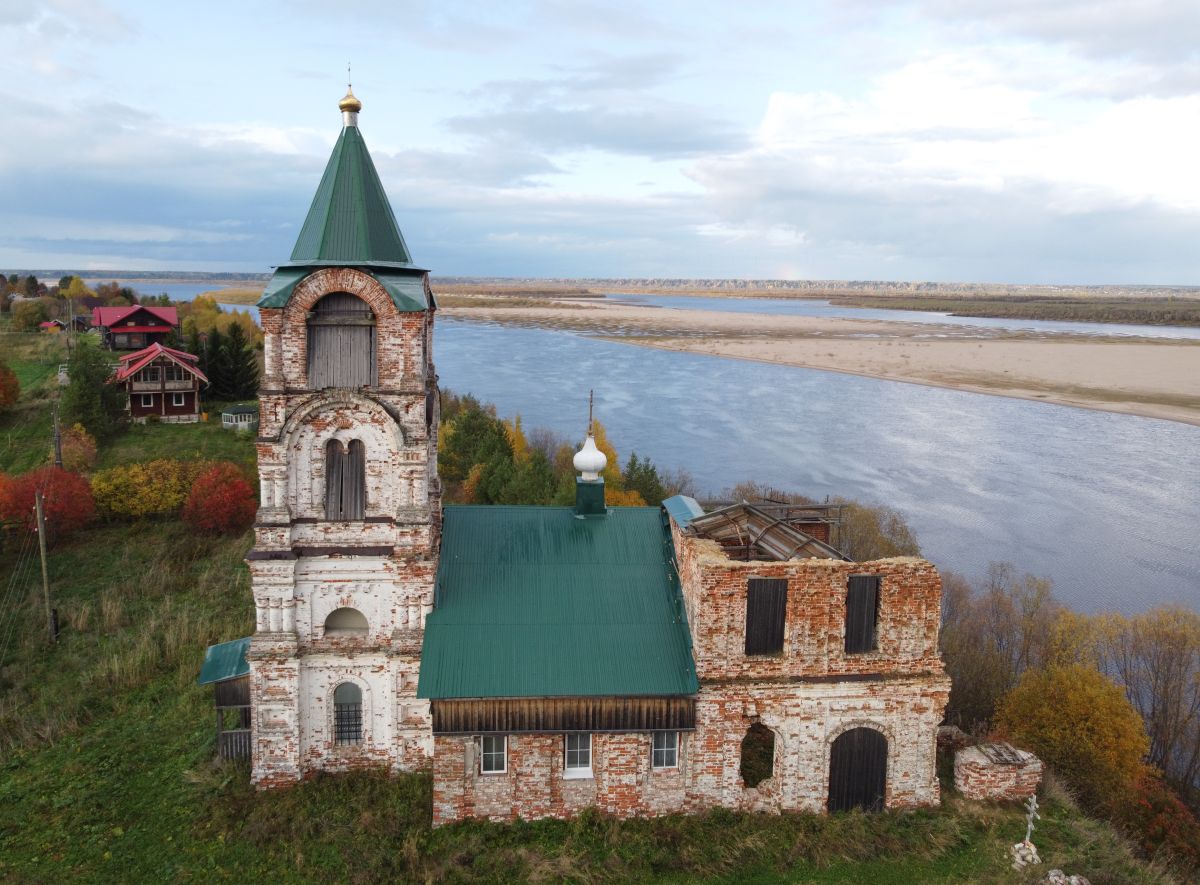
[288,124,413,267]
[256,266,433,311]
[198,636,250,685]
[418,505,699,700]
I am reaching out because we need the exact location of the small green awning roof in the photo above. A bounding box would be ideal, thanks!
[418,505,699,700]
[662,495,705,530]
[257,267,433,312]
[198,637,250,685]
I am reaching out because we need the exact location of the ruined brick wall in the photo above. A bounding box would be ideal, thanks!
[432,732,691,825]
[431,675,948,825]
[954,745,1042,801]
[670,520,944,682]
[249,268,439,787]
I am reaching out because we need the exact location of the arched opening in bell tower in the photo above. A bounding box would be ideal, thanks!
[307,292,377,388]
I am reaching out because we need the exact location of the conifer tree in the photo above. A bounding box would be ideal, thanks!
[204,327,231,401]
[223,321,259,399]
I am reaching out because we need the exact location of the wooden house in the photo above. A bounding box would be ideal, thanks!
[112,342,208,423]
[91,304,179,350]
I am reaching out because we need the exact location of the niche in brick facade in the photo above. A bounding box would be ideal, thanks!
[740,722,776,787]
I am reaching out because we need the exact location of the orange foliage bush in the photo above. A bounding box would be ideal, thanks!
[0,467,95,537]
[182,463,257,535]
[1114,772,1200,866]
[53,423,97,473]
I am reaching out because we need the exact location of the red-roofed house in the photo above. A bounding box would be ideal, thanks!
[112,342,208,423]
[91,305,179,350]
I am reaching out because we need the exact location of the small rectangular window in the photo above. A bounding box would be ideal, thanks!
[171,392,186,407]
[564,733,592,778]
[140,394,154,407]
[480,735,507,774]
[745,577,788,655]
[651,731,679,769]
[845,575,882,654]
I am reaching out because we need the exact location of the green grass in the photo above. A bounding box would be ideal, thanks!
[95,413,256,471]
[0,326,68,473]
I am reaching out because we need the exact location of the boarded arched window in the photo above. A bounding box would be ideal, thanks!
[325,439,366,520]
[307,292,376,388]
[333,682,363,744]
[324,607,368,636]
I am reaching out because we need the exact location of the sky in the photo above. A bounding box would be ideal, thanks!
[2,0,1198,284]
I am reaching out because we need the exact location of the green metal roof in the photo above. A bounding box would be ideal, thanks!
[256,266,434,311]
[197,636,250,685]
[287,124,413,267]
[418,505,699,700]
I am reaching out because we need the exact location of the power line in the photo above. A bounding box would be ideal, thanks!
[0,529,40,664]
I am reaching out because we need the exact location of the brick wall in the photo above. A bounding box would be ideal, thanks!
[671,519,944,682]
[954,745,1043,801]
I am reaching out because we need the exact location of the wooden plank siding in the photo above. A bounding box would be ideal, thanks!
[431,696,696,735]
[744,577,788,655]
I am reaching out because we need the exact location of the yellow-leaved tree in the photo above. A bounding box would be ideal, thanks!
[996,664,1149,813]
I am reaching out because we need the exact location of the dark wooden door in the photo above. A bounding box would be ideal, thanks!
[828,727,887,812]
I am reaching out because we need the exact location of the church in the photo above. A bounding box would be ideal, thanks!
[225,88,950,825]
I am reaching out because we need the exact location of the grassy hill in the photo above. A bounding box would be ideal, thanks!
[0,325,1183,883]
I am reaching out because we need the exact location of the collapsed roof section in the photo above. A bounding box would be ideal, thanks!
[665,495,849,562]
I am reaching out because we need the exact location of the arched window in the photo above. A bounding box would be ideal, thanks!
[325,439,366,520]
[333,682,363,745]
[324,607,368,636]
[740,723,775,787]
[307,292,376,388]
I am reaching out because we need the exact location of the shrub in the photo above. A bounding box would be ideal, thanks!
[0,360,18,411]
[90,458,211,518]
[0,467,95,537]
[60,338,125,439]
[996,664,1150,813]
[53,423,97,473]
[11,300,47,331]
[1113,772,1200,867]
[182,462,257,535]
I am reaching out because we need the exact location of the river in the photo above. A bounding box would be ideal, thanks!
[435,318,1200,615]
[90,279,1199,612]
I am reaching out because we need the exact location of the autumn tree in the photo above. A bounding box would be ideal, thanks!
[182,462,257,534]
[11,299,47,331]
[1096,606,1200,808]
[0,467,95,538]
[91,459,213,518]
[0,360,18,413]
[60,338,125,439]
[997,664,1149,813]
[53,423,97,473]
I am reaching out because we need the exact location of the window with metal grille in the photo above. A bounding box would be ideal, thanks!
[744,577,788,655]
[651,731,679,769]
[564,733,592,777]
[307,292,377,389]
[845,575,882,654]
[333,682,363,744]
[480,735,507,774]
[325,439,366,520]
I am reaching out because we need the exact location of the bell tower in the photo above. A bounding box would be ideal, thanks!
[247,87,440,786]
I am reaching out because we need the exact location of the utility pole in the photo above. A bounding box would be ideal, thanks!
[53,408,63,469]
[34,490,57,643]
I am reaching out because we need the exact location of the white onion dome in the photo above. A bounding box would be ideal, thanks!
[573,435,607,480]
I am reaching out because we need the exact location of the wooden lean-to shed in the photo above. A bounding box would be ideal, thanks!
[198,636,252,760]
